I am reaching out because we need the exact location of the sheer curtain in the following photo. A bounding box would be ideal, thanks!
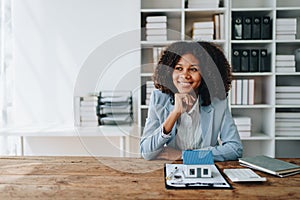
[0,0,20,155]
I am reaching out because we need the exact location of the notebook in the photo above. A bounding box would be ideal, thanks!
[239,155,300,177]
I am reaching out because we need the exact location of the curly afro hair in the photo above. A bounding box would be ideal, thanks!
[152,41,232,106]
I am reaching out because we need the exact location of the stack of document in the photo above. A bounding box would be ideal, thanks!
[188,0,219,8]
[233,116,251,138]
[74,95,99,127]
[97,91,133,125]
[192,21,214,41]
[239,155,300,177]
[276,55,296,73]
[145,16,167,41]
[275,112,300,137]
[276,86,300,105]
[276,18,297,40]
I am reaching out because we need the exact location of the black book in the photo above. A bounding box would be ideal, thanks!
[259,49,270,72]
[241,50,250,72]
[252,16,261,39]
[261,16,272,39]
[232,16,242,40]
[249,49,259,72]
[141,83,147,105]
[232,49,241,72]
[242,16,252,39]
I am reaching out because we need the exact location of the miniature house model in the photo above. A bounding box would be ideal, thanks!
[185,164,212,178]
[182,150,214,178]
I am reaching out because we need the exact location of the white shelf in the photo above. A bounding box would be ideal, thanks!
[141,8,182,13]
[231,8,274,12]
[184,8,227,15]
[231,104,273,109]
[240,133,273,140]
[276,40,300,43]
[276,137,300,140]
[275,105,300,108]
[276,7,300,10]
[139,0,300,158]
[275,72,300,76]
[231,40,273,44]
[141,40,178,47]
[233,72,273,76]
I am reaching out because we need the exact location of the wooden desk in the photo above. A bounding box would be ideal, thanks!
[0,157,299,199]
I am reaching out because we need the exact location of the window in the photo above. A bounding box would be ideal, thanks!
[0,0,12,127]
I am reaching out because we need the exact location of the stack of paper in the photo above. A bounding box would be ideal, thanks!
[192,21,214,41]
[97,91,133,125]
[188,0,219,8]
[233,116,251,138]
[231,79,255,105]
[276,112,300,137]
[276,18,297,40]
[145,16,167,41]
[153,47,165,65]
[276,55,296,72]
[145,81,155,105]
[74,95,99,127]
[276,86,300,105]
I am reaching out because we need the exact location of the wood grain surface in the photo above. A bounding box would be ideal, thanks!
[0,156,299,199]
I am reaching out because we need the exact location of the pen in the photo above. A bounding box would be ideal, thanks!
[166,166,179,180]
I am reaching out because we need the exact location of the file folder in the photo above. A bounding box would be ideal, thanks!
[232,16,242,39]
[232,49,241,72]
[249,49,259,72]
[261,16,272,39]
[259,49,270,72]
[242,16,252,39]
[252,16,261,39]
[241,50,250,72]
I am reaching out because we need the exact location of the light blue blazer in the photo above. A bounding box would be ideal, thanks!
[140,90,243,161]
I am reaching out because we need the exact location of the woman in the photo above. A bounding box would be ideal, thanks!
[140,41,243,161]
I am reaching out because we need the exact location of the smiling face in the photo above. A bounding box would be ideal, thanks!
[172,53,201,95]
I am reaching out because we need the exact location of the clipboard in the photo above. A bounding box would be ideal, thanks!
[164,164,232,190]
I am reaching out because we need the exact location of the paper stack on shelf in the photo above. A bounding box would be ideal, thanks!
[153,47,165,64]
[276,55,296,73]
[231,79,255,105]
[276,18,297,40]
[145,16,167,41]
[212,14,225,40]
[276,112,300,137]
[192,21,214,41]
[233,116,252,138]
[97,91,133,125]
[74,95,99,127]
[145,81,155,105]
[276,86,300,105]
[188,0,219,8]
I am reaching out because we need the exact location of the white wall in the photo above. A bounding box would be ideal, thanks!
[11,0,140,128]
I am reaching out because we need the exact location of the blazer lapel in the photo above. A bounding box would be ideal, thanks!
[200,105,214,147]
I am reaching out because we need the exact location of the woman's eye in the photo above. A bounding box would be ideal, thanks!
[190,68,199,72]
[175,66,182,71]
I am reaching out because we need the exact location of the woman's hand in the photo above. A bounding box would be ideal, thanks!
[173,93,196,114]
[162,93,196,134]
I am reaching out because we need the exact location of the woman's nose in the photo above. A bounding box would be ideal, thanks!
[181,69,191,78]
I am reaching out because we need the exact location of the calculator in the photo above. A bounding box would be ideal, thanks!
[223,168,267,182]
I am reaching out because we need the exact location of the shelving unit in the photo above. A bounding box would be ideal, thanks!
[139,0,300,158]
